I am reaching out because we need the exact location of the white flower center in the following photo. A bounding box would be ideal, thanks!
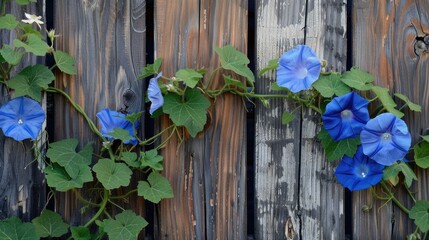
[382,132,391,140]
[341,109,352,119]
[355,164,369,178]
[17,119,24,125]
[297,67,308,79]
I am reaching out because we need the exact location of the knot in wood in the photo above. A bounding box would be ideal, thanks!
[414,35,429,56]
[122,89,137,108]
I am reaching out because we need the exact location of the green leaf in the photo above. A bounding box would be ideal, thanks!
[44,163,93,192]
[125,112,142,124]
[224,75,247,91]
[8,64,55,101]
[46,139,93,179]
[53,50,77,75]
[70,227,91,240]
[215,45,254,83]
[0,217,38,240]
[382,162,417,188]
[108,128,134,143]
[18,24,42,37]
[163,88,211,137]
[15,0,36,5]
[137,58,162,79]
[422,135,429,142]
[415,141,429,169]
[103,210,148,240]
[32,210,69,238]
[258,59,279,75]
[0,45,24,65]
[394,93,421,112]
[176,68,203,88]
[410,201,429,232]
[93,159,132,190]
[312,73,350,97]
[140,149,163,171]
[121,152,140,168]
[13,33,49,56]
[340,67,374,90]
[281,111,295,125]
[138,172,173,203]
[270,82,289,91]
[0,14,19,30]
[317,128,360,161]
[371,86,404,118]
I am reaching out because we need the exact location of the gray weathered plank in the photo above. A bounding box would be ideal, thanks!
[352,1,429,238]
[53,0,146,224]
[0,1,46,221]
[154,0,248,239]
[255,0,346,239]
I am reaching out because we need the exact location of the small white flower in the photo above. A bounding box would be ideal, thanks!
[22,13,44,29]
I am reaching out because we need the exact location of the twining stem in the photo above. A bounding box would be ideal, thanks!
[110,189,138,200]
[206,67,222,89]
[0,0,7,16]
[72,189,100,207]
[238,92,322,114]
[380,181,410,215]
[84,189,109,228]
[140,123,175,146]
[46,87,103,139]
[156,125,178,150]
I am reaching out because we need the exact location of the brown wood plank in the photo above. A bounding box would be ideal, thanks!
[0,1,46,221]
[255,0,346,239]
[155,0,248,239]
[53,0,146,224]
[352,1,429,238]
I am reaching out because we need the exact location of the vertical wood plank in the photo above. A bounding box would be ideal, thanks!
[352,1,429,238]
[302,0,346,239]
[255,1,305,239]
[53,0,146,224]
[255,0,346,239]
[0,1,46,221]
[155,0,248,239]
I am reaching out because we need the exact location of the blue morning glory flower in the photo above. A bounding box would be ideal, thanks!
[96,108,137,145]
[0,97,45,141]
[276,45,321,93]
[322,91,370,141]
[360,113,411,166]
[335,146,384,191]
[148,72,163,115]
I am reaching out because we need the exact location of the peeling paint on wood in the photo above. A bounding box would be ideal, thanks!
[255,0,346,239]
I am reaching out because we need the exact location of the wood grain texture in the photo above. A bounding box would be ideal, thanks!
[255,0,346,239]
[0,1,46,221]
[155,0,248,239]
[53,0,146,224]
[352,1,429,238]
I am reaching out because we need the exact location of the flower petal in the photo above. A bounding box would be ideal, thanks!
[276,45,321,93]
[335,146,384,191]
[96,108,138,145]
[0,97,45,141]
[360,113,411,166]
[322,92,369,140]
[148,72,164,114]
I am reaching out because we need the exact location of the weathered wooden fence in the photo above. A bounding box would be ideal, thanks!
[1,0,429,239]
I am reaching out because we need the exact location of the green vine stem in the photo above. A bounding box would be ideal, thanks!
[110,189,138,200]
[72,189,100,207]
[46,87,117,160]
[46,87,103,139]
[380,181,410,215]
[84,189,109,228]
[139,124,176,146]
